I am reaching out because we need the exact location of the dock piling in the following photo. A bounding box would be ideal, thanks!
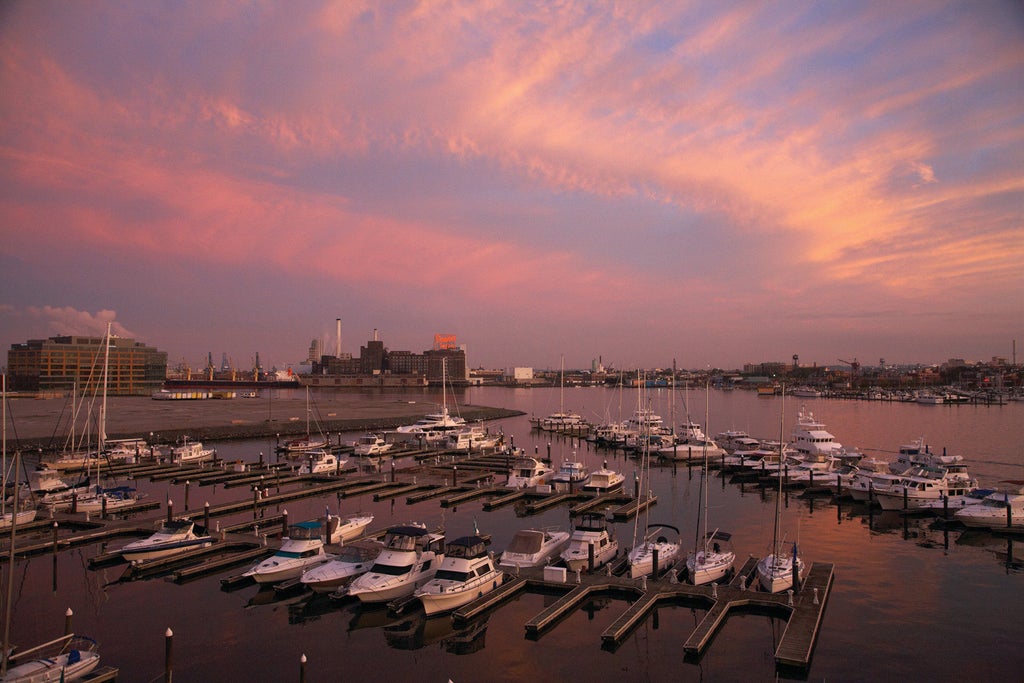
[164,627,173,683]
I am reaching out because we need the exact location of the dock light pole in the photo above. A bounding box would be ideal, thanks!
[64,607,73,635]
[184,480,190,511]
[299,654,307,683]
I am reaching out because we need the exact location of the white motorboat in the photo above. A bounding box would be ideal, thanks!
[353,434,393,457]
[627,524,682,579]
[872,466,979,511]
[582,463,625,493]
[243,521,331,584]
[789,407,844,460]
[171,438,214,464]
[954,487,1024,529]
[446,427,502,452]
[686,531,736,586]
[498,528,570,570]
[2,635,100,683]
[550,458,590,490]
[326,513,374,544]
[120,519,212,562]
[505,457,554,489]
[300,539,384,594]
[296,449,345,475]
[657,420,726,461]
[346,525,445,603]
[415,535,504,616]
[560,513,618,573]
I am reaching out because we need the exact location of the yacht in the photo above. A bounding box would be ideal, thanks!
[243,521,331,584]
[120,519,212,562]
[657,420,726,461]
[498,528,570,570]
[954,488,1024,529]
[871,465,979,511]
[300,539,384,594]
[560,513,618,573]
[505,457,554,489]
[550,457,590,491]
[415,535,504,616]
[296,449,345,475]
[353,434,393,457]
[582,462,625,493]
[394,408,466,442]
[446,427,502,452]
[346,525,445,603]
[790,408,844,460]
[325,513,375,544]
[171,438,214,465]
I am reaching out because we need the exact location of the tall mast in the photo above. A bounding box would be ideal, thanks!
[100,322,111,456]
[771,386,786,558]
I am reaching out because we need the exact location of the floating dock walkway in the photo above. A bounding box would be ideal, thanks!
[452,559,833,670]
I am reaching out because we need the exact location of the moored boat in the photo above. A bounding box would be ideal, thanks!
[120,519,213,562]
[498,528,570,570]
[505,457,554,489]
[415,535,504,616]
[301,538,384,594]
[242,521,331,584]
[346,524,445,603]
[560,513,618,573]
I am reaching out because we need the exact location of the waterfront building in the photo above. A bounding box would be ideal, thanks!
[7,334,167,396]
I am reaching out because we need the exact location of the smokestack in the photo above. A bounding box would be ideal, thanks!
[373,328,378,342]
[336,318,342,357]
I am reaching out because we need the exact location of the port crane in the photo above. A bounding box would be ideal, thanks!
[838,358,860,387]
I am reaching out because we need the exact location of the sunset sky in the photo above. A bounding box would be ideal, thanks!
[2,2,1022,372]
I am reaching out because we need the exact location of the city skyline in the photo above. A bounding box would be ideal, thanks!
[2,3,1022,370]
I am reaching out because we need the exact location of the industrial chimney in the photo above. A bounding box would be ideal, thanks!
[336,318,342,357]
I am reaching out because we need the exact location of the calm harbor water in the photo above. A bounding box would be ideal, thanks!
[5,386,1023,681]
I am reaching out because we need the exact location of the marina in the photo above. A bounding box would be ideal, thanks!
[0,386,1022,681]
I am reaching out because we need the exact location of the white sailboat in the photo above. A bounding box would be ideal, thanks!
[686,383,735,585]
[1,375,36,530]
[281,387,327,453]
[756,388,805,593]
[627,373,682,579]
[72,323,144,515]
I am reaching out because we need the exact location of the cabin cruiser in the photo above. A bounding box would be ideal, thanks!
[353,434,393,457]
[498,528,570,570]
[394,407,466,444]
[954,488,1024,529]
[415,535,504,616]
[505,457,554,489]
[120,519,212,562]
[326,513,374,544]
[582,462,625,493]
[296,449,345,475]
[686,531,736,586]
[74,485,144,514]
[243,521,331,584]
[560,513,618,573]
[346,525,445,603]
[550,458,590,491]
[871,465,979,511]
[171,438,214,464]
[657,420,726,461]
[446,427,502,452]
[300,539,384,594]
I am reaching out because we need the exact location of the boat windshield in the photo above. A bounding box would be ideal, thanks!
[434,569,472,582]
[369,562,413,576]
[505,532,543,555]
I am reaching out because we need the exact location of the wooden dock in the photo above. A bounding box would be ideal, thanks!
[448,559,833,670]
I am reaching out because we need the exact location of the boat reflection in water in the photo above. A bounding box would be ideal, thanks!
[383,614,488,654]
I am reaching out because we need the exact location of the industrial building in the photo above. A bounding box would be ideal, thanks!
[6,334,167,396]
[309,331,468,385]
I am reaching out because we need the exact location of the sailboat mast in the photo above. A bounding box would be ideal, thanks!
[100,322,111,456]
[771,386,786,556]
